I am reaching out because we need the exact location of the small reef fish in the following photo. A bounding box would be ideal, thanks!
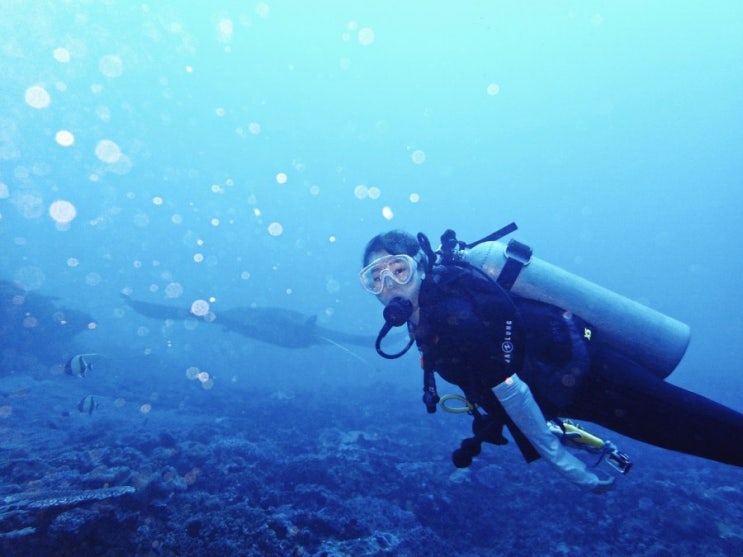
[77,395,99,415]
[64,353,98,378]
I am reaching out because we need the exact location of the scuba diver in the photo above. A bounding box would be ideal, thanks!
[359,223,743,492]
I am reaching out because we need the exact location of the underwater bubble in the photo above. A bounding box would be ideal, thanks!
[55,130,75,147]
[48,200,77,223]
[139,403,152,414]
[190,299,210,317]
[186,366,200,380]
[382,206,394,220]
[133,212,150,227]
[96,105,112,122]
[99,54,124,78]
[411,150,426,164]
[67,258,79,267]
[248,122,261,134]
[85,272,102,286]
[152,196,163,205]
[95,139,122,163]
[51,311,67,324]
[325,278,340,294]
[256,2,270,18]
[217,18,234,42]
[13,166,30,179]
[136,326,150,337]
[275,172,287,184]
[53,47,71,63]
[354,185,368,199]
[164,282,184,299]
[358,27,375,46]
[22,315,38,328]
[409,193,420,203]
[193,253,204,263]
[268,222,283,236]
[25,85,51,109]
[367,187,381,200]
[487,83,500,96]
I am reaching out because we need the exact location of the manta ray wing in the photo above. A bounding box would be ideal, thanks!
[122,295,375,351]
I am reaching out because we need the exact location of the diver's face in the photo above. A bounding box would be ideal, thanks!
[364,250,423,309]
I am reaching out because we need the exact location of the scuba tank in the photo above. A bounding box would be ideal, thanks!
[460,229,690,378]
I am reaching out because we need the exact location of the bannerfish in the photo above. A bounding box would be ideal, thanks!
[65,353,98,378]
[77,395,99,415]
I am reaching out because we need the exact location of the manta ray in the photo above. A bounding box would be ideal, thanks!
[1,279,95,365]
[120,293,376,352]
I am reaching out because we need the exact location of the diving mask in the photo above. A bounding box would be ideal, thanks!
[359,254,418,295]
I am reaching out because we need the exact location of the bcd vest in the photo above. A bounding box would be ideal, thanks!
[415,264,594,415]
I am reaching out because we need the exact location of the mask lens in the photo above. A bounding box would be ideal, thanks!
[360,255,416,294]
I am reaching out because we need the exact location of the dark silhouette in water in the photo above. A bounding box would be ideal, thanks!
[0,280,95,366]
[120,293,375,350]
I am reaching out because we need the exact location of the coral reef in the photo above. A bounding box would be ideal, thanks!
[1,379,741,556]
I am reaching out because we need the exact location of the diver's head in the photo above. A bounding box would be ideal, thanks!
[360,230,427,310]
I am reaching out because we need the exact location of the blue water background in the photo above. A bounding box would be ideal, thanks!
[1,1,742,555]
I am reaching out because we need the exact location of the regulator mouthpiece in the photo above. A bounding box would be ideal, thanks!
[375,297,415,359]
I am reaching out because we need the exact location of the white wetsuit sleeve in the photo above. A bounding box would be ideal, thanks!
[493,374,600,490]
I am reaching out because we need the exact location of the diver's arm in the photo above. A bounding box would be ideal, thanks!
[493,374,611,492]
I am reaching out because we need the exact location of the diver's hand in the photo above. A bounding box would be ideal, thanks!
[591,476,615,494]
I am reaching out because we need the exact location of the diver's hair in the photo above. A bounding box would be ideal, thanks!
[362,230,425,267]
